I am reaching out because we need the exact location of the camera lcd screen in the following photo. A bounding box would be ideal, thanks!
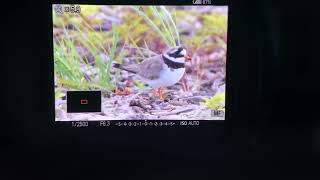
[52,4,228,121]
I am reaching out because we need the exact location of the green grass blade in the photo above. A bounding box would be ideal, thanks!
[150,6,175,47]
[130,6,172,47]
[105,23,118,88]
[160,6,180,46]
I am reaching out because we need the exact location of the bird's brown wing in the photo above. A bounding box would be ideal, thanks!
[137,55,164,80]
[115,63,139,74]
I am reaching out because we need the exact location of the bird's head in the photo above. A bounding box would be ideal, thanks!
[163,46,191,63]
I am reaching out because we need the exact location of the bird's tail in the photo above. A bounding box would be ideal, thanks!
[113,63,121,69]
[113,63,137,74]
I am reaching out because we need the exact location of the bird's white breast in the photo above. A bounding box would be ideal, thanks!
[142,64,185,88]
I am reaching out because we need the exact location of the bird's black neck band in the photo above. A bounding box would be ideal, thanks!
[162,55,185,69]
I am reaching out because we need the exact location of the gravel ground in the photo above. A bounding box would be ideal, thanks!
[55,84,225,121]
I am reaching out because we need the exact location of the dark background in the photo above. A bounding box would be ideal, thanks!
[2,0,319,179]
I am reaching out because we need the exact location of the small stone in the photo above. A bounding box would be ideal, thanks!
[129,99,139,106]
[169,100,189,106]
[145,105,152,109]
[132,106,144,113]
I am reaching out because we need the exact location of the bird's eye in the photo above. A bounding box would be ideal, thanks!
[175,47,183,54]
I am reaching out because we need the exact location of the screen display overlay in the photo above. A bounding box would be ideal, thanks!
[53,4,228,121]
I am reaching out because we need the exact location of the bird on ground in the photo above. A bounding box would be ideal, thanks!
[113,46,191,98]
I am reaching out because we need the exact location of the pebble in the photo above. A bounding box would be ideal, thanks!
[132,106,144,113]
[169,100,188,106]
[217,84,225,93]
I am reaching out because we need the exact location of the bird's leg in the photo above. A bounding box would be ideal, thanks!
[152,87,165,100]
[158,87,165,100]
[152,87,160,97]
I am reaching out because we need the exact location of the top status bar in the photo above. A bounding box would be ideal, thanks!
[51,0,228,6]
